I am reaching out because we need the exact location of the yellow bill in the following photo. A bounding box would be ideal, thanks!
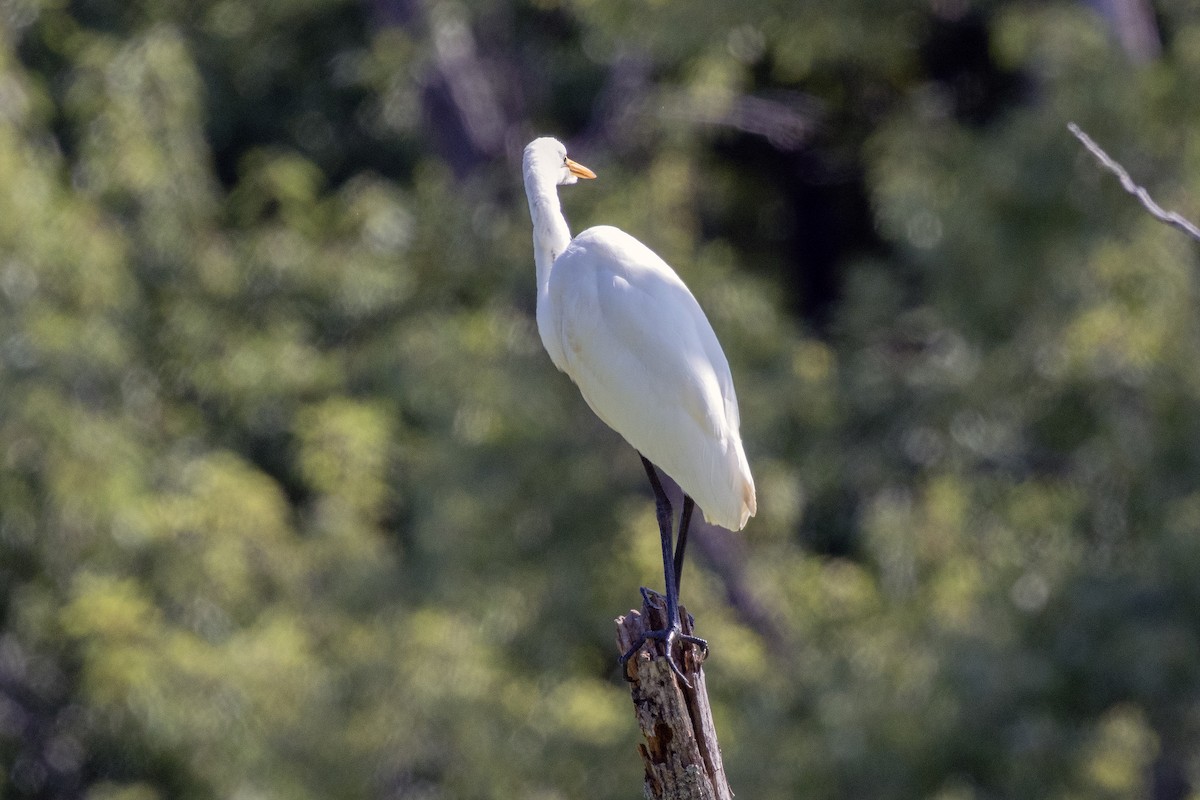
[566,158,596,180]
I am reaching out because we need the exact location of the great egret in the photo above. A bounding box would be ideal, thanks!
[522,136,756,683]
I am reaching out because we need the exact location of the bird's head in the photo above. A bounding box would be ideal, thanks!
[523,137,596,188]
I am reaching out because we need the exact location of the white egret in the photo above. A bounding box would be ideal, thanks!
[523,136,756,683]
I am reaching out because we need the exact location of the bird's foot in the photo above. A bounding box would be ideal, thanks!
[619,623,708,688]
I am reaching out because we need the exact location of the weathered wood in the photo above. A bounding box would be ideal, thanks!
[615,589,734,800]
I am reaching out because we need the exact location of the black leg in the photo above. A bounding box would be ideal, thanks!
[619,455,707,686]
[639,456,679,625]
[675,495,694,593]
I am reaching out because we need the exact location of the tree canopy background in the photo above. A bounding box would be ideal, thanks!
[1,0,1199,798]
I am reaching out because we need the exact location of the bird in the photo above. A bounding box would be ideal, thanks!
[522,136,756,684]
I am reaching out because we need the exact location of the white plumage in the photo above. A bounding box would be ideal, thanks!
[523,137,755,531]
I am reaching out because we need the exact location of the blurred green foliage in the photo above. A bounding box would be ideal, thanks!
[0,0,1199,797]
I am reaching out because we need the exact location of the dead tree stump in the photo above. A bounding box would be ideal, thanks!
[615,589,734,800]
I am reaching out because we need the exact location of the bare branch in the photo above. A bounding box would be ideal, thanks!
[1068,122,1200,243]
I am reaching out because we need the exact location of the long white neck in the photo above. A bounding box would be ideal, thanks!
[524,172,572,293]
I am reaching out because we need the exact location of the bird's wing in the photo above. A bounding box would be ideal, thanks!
[552,227,730,437]
[545,226,752,527]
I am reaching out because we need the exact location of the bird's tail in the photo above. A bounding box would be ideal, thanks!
[733,439,756,530]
